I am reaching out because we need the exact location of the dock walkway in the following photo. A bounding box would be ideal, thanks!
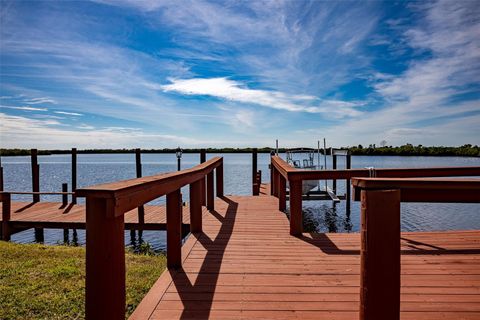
[131,190,480,320]
[0,201,192,238]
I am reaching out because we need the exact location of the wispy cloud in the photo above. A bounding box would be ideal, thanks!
[54,111,83,116]
[162,77,362,118]
[1,105,48,111]
[24,97,57,105]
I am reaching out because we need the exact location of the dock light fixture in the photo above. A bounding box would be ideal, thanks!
[176,147,182,171]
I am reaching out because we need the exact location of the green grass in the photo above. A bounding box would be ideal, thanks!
[0,241,166,319]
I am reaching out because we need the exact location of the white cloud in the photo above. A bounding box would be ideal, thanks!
[24,97,57,105]
[0,113,211,148]
[54,111,83,116]
[1,105,48,111]
[162,77,362,118]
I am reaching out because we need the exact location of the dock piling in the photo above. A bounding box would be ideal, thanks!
[31,149,40,203]
[62,183,68,207]
[200,149,206,206]
[252,148,258,195]
[72,148,77,204]
[1,193,11,241]
[135,149,145,228]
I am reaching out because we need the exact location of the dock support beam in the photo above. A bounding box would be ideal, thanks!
[189,180,202,233]
[72,148,77,204]
[289,180,302,236]
[332,154,337,193]
[1,193,11,241]
[135,149,145,230]
[31,149,40,202]
[200,149,206,206]
[167,189,182,269]
[206,171,214,211]
[360,189,400,320]
[346,153,352,215]
[252,148,258,195]
[85,197,125,320]
[62,183,68,207]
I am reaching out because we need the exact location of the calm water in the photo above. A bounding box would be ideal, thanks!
[2,153,479,252]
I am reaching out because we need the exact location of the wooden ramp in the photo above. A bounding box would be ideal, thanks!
[0,201,192,232]
[131,194,480,320]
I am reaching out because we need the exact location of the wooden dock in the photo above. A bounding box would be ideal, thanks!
[2,153,479,320]
[130,191,480,320]
[0,201,194,239]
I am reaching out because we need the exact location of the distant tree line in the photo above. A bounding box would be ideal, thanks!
[348,144,479,157]
[0,144,478,157]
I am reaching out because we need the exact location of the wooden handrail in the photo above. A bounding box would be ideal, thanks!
[77,156,224,320]
[0,191,75,195]
[271,155,480,235]
[353,178,480,320]
[77,157,222,216]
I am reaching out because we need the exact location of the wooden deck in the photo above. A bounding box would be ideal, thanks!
[131,192,480,320]
[0,201,192,231]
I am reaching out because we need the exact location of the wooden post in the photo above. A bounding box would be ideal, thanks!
[216,163,224,197]
[85,197,125,320]
[72,148,77,204]
[270,160,275,196]
[0,166,3,192]
[206,171,214,211]
[346,153,352,215]
[278,174,286,212]
[200,149,206,206]
[360,189,401,320]
[272,167,278,197]
[31,149,40,202]
[252,148,258,195]
[135,149,145,225]
[1,193,11,241]
[258,170,262,185]
[167,189,182,269]
[62,183,68,207]
[289,180,302,236]
[332,154,337,193]
[189,179,202,233]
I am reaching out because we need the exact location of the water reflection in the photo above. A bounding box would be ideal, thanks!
[300,202,353,233]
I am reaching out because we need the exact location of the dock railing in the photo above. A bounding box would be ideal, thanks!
[270,155,480,235]
[76,157,224,320]
[352,177,480,320]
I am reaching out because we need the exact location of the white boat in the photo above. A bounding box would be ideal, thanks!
[286,148,322,194]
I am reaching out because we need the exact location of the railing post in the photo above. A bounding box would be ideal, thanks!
[206,171,214,211]
[200,149,206,206]
[31,149,40,202]
[0,166,4,192]
[332,154,337,193]
[135,149,145,225]
[252,148,257,195]
[72,148,77,204]
[360,189,401,320]
[189,180,202,233]
[270,159,275,196]
[346,153,352,215]
[278,174,286,212]
[85,197,125,320]
[216,162,224,197]
[167,189,182,269]
[289,179,302,236]
[1,193,11,241]
[62,183,68,207]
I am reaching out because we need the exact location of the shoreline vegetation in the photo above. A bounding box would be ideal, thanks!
[1,144,479,157]
[0,241,165,319]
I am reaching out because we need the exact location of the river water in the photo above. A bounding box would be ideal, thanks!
[2,153,479,252]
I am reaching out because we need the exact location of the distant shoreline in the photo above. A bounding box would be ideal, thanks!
[1,144,478,157]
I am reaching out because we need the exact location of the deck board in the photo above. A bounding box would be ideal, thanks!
[0,201,193,231]
[131,193,480,320]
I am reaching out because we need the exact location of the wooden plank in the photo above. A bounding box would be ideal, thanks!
[131,194,480,320]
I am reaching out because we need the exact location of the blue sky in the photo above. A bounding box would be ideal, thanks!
[1,0,479,149]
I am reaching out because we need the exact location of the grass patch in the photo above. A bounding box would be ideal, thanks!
[0,241,166,319]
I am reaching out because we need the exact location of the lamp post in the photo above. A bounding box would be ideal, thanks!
[176,147,182,171]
